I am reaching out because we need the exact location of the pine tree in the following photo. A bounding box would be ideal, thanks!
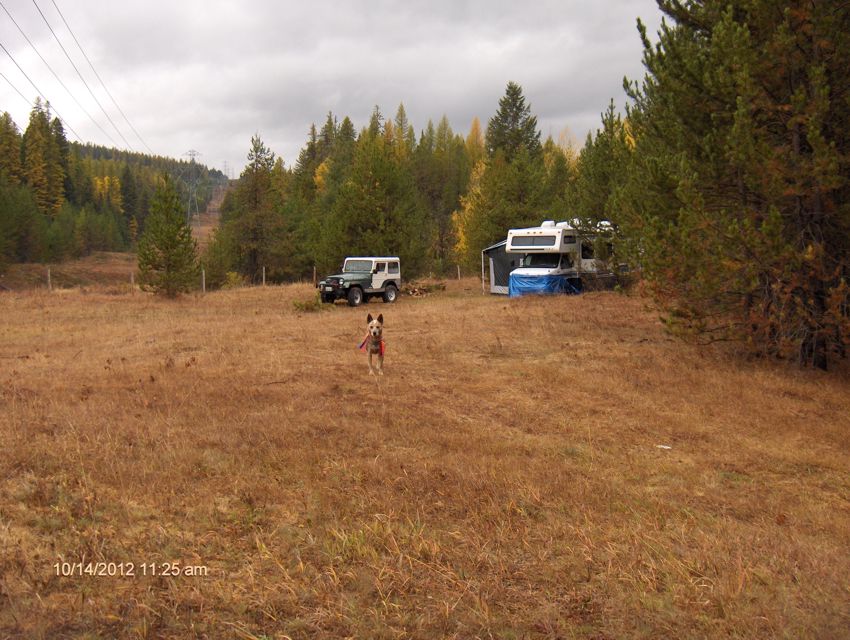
[0,179,42,268]
[120,163,138,222]
[0,112,23,183]
[394,104,416,158]
[453,147,546,270]
[327,129,428,274]
[317,112,337,159]
[47,117,67,214]
[137,175,198,297]
[485,82,542,161]
[571,101,629,228]
[218,134,293,282]
[621,1,850,369]
[21,100,51,213]
[465,117,485,167]
[291,124,319,202]
[542,137,573,221]
[367,106,384,138]
[454,85,549,268]
[242,134,275,211]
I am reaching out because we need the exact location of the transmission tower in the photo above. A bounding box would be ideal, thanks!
[183,149,201,226]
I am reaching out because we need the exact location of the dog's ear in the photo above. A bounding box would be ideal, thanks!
[367,313,373,323]
[377,314,383,325]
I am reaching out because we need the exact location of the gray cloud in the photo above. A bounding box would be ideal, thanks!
[0,0,663,175]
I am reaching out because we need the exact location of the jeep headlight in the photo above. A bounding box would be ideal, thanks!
[338,279,344,286]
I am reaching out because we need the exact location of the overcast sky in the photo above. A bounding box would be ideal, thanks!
[0,0,664,176]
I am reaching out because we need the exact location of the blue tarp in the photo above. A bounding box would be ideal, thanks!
[508,273,582,298]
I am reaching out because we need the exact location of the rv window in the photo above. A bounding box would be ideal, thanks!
[564,235,576,244]
[581,241,594,259]
[513,235,556,247]
[521,254,560,269]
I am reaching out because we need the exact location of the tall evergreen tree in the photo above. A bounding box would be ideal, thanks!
[542,137,574,221]
[485,82,542,161]
[0,180,42,269]
[620,1,850,369]
[48,117,68,213]
[21,100,51,213]
[571,101,630,228]
[228,134,288,281]
[453,147,547,270]
[455,85,549,268]
[137,175,198,297]
[465,117,485,167]
[326,128,428,274]
[120,163,138,223]
[0,112,23,184]
[394,103,416,158]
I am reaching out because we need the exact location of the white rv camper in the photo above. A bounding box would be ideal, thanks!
[480,220,612,296]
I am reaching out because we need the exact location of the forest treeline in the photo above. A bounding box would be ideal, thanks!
[205,82,573,286]
[0,98,225,270]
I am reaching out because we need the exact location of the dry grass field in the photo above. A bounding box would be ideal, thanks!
[1,280,848,639]
[191,185,227,252]
[1,252,136,291]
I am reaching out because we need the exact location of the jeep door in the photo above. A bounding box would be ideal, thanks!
[371,261,389,291]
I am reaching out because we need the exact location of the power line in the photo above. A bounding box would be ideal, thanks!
[48,0,154,154]
[0,39,82,141]
[0,0,118,146]
[30,0,134,150]
[183,149,201,225]
[0,69,36,109]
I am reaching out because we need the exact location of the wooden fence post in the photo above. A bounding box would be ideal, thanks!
[202,268,206,293]
[47,267,52,291]
[262,266,266,286]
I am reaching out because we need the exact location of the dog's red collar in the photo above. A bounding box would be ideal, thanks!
[359,333,385,356]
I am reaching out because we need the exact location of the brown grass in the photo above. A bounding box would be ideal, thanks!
[1,280,848,639]
[2,252,137,291]
[191,185,226,252]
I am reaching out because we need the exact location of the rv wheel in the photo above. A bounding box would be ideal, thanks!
[383,284,398,303]
[347,287,364,307]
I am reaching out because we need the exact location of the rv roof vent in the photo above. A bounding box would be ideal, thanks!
[555,221,571,229]
[541,220,555,228]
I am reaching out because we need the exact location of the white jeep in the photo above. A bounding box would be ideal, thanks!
[317,257,401,307]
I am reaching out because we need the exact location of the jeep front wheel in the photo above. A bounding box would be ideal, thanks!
[382,284,398,303]
[347,287,364,307]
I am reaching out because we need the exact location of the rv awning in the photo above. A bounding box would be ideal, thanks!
[482,240,507,254]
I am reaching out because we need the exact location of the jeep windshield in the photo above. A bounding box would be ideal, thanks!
[343,260,373,272]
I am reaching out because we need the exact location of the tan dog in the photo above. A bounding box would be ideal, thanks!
[360,313,385,375]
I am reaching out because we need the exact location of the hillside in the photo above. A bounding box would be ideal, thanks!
[0,283,848,638]
[0,181,228,292]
